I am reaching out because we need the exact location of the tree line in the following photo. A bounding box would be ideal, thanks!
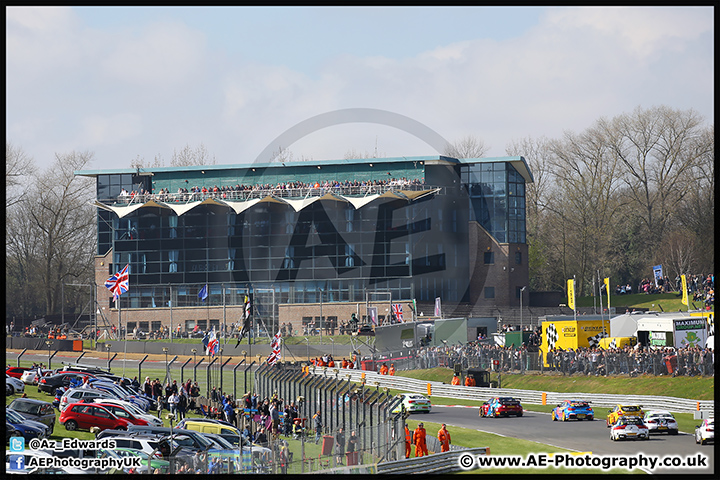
[5,105,714,324]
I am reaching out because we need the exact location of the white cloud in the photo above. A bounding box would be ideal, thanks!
[99,21,207,88]
[5,7,713,171]
[78,113,143,147]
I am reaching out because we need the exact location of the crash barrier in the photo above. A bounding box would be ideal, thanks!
[377,446,490,474]
[368,348,714,378]
[254,363,406,472]
[318,446,490,475]
[308,366,715,417]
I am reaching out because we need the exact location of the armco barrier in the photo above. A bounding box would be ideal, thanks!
[376,447,490,474]
[309,367,714,416]
[318,447,490,475]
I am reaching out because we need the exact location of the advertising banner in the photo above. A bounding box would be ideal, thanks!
[673,318,707,349]
[652,265,663,286]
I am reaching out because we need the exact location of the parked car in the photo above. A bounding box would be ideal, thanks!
[88,382,152,411]
[610,416,650,441]
[92,399,163,426]
[102,447,170,474]
[125,425,215,452]
[695,418,714,445]
[480,397,524,417]
[38,371,95,394]
[57,364,112,376]
[59,402,133,432]
[606,404,644,427]
[60,387,119,411]
[6,374,25,395]
[175,418,244,446]
[551,400,594,421]
[21,368,54,385]
[6,366,29,379]
[643,410,679,435]
[391,393,432,414]
[94,402,151,426]
[6,408,50,441]
[95,430,196,463]
[6,422,22,446]
[7,398,56,434]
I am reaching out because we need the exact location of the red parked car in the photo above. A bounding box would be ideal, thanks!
[59,403,132,432]
[6,367,29,379]
[93,402,149,426]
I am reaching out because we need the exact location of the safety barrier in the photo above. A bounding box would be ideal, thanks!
[375,447,490,475]
[310,367,715,416]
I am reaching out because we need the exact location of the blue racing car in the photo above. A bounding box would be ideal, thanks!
[551,400,594,421]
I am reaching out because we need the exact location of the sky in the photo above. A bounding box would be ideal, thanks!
[6,6,714,173]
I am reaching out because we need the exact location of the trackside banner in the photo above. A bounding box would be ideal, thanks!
[672,318,707,349]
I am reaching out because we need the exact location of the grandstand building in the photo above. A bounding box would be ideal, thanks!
[76,155,532,337]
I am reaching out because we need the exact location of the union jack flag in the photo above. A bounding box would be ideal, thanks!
[105,264,129,301]
[392,303,403,322]
[206,327,219,356]
[267,330,282,365]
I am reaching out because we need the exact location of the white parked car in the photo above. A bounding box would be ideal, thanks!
[610,416,649,441]
[695,418,714,445]
[60,388,118,411]
[643,410,679,435]
[21,369,54,385]
[6,374,25,395]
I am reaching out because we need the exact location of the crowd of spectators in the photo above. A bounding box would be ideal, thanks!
[377,336,713,379]
[117,177,424,204]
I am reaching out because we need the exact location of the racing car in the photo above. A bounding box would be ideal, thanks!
[479,397,523,418]
[551,400,594,421]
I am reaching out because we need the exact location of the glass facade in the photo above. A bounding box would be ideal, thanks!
[462,162,526,244]
[89,157,528,311]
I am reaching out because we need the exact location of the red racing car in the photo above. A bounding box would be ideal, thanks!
[479,397,524,417]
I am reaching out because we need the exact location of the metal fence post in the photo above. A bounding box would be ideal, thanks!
[138,355,149,381]
[179,357,191,387]
[220,356,232,395]
[206,357,218,398]
[194,357,205,385]
[233,360,244,400]
[16,348,27,367]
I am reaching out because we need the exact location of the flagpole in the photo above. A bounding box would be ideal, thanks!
[222,285,226,347]
[573,275,577,322]
[598,270,605,337]
[169,284,173,344]
[120,296,127,378]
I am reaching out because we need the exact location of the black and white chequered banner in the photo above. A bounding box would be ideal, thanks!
[587,331,609,348]
[546,323,558,350]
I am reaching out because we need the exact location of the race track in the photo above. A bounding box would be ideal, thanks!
[428,405,714,475]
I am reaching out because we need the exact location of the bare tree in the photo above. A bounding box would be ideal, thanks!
[20,151,96,315]
[545,125,626,296]
[444,135,490,159]
[505,136,556,291]
[6,142,35,207]
[602,106,707,253]
[171,143,217,167]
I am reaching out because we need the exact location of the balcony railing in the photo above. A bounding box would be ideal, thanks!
[100,182,443,205]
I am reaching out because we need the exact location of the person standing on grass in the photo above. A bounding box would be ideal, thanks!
[413,423,428,457]
[335,427,345,465]
[437,423,451,452]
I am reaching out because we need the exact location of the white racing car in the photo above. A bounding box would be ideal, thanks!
[643,410,679,435]
[610,416,649,441]
[695,418,714,445]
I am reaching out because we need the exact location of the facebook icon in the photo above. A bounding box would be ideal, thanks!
[9,455,25,471]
